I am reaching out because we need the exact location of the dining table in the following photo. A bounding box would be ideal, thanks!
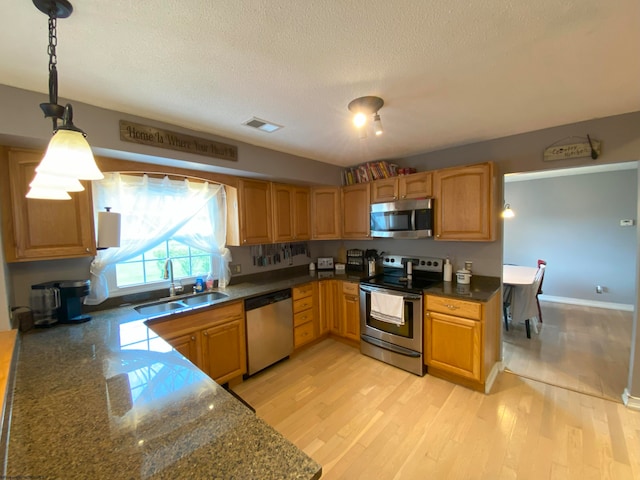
[503,264,539,337]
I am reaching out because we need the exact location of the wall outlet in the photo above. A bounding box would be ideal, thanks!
[230,264,242,274]
[596,285,603,294]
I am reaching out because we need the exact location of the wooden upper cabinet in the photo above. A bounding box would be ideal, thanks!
[238,179,272,245]
[399,172,433,199]
[272,183,294,242]
[272,183,311,242]
[370,172,433,203]
[311,187,341,239]
[341,183,371,239]
[1,148,96,262]
[292,186,311,240]
[433,162,494,241]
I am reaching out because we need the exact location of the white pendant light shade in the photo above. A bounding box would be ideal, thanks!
[26,186,72,200]
[36,129,104,180]
[29,171,85,192]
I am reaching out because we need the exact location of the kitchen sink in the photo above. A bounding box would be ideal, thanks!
[181,291,228,306]
[134,291,229,317]
[135,301,185,316]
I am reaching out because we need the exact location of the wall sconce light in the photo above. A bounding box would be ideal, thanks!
[348,96,384,138]
[502,203,515,218]
[27,0,103,201]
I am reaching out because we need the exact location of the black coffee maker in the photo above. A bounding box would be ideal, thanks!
[30,279,91,326]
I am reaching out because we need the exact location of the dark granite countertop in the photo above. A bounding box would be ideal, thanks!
[3,266,499,478]
[4,298,322,479]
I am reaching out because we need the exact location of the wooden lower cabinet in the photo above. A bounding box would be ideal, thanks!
[340,281,360,341]
[318,279,339,335]
[148,301,246,384]
[424,293,500,391]
[293,282,318,348]
[164,332,198,361]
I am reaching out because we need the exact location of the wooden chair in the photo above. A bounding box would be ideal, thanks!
[536,259,547,322]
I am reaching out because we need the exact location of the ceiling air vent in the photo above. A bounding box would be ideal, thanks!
[242,117,283,133]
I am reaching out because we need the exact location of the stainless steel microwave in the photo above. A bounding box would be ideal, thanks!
[370,198,433,239]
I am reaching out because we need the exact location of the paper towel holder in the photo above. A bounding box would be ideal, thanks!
[97,207,121,250]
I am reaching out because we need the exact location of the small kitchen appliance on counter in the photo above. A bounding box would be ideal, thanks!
[346,249,365,272]
[30,279,92,327]
[316,257,334,270]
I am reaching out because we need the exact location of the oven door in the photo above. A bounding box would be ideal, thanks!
[359,284,423,353]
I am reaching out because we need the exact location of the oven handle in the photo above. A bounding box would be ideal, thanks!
[361,334,421,358]
[359,284,422,301]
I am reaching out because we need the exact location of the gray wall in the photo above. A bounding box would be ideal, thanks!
[1,81,640,402]
[504,167,637,307]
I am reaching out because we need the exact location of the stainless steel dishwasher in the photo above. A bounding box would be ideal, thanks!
[244,289,293,376]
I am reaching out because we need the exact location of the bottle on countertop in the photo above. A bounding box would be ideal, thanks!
[205,272,214,291]
[443,258,453,282]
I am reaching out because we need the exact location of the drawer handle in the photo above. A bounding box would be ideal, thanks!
[446,304,460,310]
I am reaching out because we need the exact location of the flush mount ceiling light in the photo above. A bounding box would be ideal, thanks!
[348,96,384,138]
[27,0,103,200]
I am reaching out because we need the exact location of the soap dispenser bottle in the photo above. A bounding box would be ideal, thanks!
[443,258,453,282]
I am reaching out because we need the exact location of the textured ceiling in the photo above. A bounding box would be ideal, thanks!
[2,0,639,167]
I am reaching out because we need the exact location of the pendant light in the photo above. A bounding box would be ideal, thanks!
[502,204,515,218]
[27,0,103,201]
[348,96,384,138]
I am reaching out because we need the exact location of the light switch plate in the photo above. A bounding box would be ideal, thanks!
[620,219,635,226]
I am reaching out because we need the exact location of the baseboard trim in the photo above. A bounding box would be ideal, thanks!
[484,361,502,394]
[540,295,634,312]
[622,388,640,410]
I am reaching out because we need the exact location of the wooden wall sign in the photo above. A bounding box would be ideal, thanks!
[119,120,238,161]
[543,139,601,162]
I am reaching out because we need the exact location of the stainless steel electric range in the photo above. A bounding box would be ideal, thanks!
[359,254,443,376]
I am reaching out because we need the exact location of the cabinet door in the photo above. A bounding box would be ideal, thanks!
[425,311,481,381]
[272,183,294,242]
[399,171,433,199]
[201,318,247,384]
[341,281,360,341]
[292,186,311,240]
[341,183,370,239]
[312,187,341,239]
[2,148,96,262]
[370,178,398,203]
[433,162,494,241]
[318,280,338,335]
[239,179,272,245]
[164,332,199,365]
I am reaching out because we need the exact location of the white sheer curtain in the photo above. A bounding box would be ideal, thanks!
[86,173,231,305]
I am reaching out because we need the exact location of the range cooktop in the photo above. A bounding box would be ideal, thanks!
[360,254,444,293]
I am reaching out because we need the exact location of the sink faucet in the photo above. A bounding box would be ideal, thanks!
[163,258,183,296]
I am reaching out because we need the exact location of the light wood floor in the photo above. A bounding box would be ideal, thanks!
[502,302,633,403]
[233,338,640,479]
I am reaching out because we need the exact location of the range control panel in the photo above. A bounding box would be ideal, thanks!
[381,254,444,273]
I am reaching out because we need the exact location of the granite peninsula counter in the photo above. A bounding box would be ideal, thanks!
[3,276,323,479]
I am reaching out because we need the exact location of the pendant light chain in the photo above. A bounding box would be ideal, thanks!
[47,11,59,130]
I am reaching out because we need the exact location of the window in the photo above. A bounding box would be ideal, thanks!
[116,240,212,287]
[86,173,231,304]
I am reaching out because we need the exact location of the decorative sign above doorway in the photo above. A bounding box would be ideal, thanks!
[543,135,601,162]
[119,120,238,161]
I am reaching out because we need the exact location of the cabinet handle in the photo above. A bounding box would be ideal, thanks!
[446,304,460,310]
[86,248,90,252]
[203,331,208,336]
[401,195,406,199]
[191,336,196,341]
